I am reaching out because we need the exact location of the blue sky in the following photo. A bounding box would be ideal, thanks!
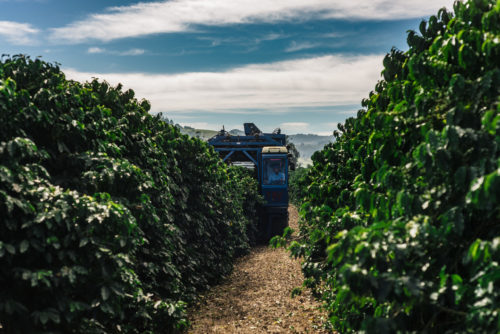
[1,0,455,134]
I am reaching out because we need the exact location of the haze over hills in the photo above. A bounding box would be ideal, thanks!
[178,125,333,166]
[287,133,334,165]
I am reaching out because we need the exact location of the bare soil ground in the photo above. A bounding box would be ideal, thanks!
[187,206,332,333]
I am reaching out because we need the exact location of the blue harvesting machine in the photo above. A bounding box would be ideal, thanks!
[208,123,294,240]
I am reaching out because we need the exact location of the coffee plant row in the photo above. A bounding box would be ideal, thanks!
[0,55,262,333]
[288,167,310,206]
[289,0,500,332]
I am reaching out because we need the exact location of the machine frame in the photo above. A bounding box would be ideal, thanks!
[207,123,290,239]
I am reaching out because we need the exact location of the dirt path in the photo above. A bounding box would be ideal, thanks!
[187,206,331,333]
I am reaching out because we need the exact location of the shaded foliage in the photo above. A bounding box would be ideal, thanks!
[288,167,310,206]
[291,1,500,332]
[0,55,261,333]
[285,136,300,170]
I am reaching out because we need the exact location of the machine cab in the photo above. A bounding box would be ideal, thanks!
[260,146,288,207]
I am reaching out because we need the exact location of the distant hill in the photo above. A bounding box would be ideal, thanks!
[287,134,334,166]
[177,125,333,167]
[178,126,245,140]
[179,126,218,140]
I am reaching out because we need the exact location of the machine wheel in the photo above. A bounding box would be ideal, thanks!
[257,207,288,242]
[271,211,288,237]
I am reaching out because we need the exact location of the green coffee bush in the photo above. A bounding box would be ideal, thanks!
[0,56,261,333]
[293,1,500,332]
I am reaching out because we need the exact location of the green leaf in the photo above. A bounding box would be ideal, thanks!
[469,240,481,262]
[39,312,49,325]
[5,244,15,255]
[19,240,29,254]
[439,266,449,288]
[101,286,110,301]
[48,311,60,324]
[451,274,463,285]
[79,238,89,247]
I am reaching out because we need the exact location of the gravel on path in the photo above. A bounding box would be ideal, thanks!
[187,206,332,333]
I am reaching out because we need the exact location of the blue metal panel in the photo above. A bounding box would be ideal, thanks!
[208,134,286,147]
[214,148,261,152]
[211,141,282,147]
[262,187,288,206]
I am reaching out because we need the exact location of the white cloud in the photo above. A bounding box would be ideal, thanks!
[179,121,211,129]
[319,32,353,39]
[256,33,288,43]
[49,0,456,43]
[316,131,335,136]
[120,48,146,56]
[280,122,338,135]
[285,41,320,52]
[326,122,339,128]
[65,54,383,114]
[0,20,39,45]
[179,122,241,132]
[87,47,146,56]
[280,122,310,133]
[197,32,288,49]
[88,47,106,54]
